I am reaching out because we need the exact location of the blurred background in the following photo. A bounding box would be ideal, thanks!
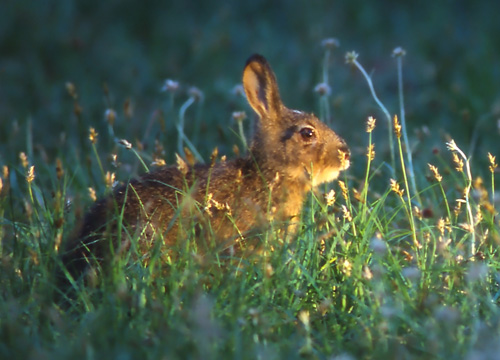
[1,0,499,185]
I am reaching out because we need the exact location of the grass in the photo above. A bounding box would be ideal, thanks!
[2,38,500,360]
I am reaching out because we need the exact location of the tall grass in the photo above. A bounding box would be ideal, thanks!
[0,46,499,360]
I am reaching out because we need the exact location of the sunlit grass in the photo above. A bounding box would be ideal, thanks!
[0,45,499,360]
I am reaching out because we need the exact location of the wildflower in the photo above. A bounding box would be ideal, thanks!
[367,143,375,161]
[392,47,406,57]
[188,87,203,102]
[19,152,29,168]
[475,205,483,225]
[446,139,459,152]
[105,172,116,189]
[437,218,446,235]
[184,147,195,166]
[88,187,97,202]
[210,147,219,167]
[176,153,188,176]
[454,199,463,217]
[65,82,77,99]
[232,111,247,123]
[118,139,132,149]
[413,206,422,220]
[26,166,35,183]
[341,205,352,222]
[341,259,352,276]
[111,154,119,168]
[390,179,405,197]
[488,152,498,173]
[232,144,240,157]
[366,116,376,133]
[151,158,166,167]
[428,163,442,182]
[89,127,98,144]
[452,153,464,172]
[314,83,331,96]
[0,177,3,195]
[325,189,336,207]
[105,109,117,126]
[338,180,348,200]
[362,266,373,280]
[393,115,401,138]
[345,51,359,64]
[321,38,340,49]
[161,79,179,92]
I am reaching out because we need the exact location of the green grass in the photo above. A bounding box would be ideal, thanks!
[2,46,500,359]
[2,3,500,358]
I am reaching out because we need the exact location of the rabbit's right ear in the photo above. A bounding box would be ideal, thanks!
[243,54,283,120]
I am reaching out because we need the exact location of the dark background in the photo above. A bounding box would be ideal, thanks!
[1,0,499,181]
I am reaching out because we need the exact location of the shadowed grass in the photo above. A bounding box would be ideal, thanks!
[1,44,500,360]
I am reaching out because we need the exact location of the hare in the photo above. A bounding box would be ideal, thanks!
[64,54,350,276]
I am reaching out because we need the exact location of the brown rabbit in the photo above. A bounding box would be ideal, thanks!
[63,54,350,276]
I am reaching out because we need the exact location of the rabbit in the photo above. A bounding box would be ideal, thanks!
[63,54,350,277]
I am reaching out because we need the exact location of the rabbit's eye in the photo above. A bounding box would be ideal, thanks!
[299,127,315,140]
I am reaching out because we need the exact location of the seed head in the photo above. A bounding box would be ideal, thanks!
[232,111,247,123]
[188,87,204,102]
[345,51,359,64]
[338,180,348,200]
[314,83,331,96]
[452,153,464,172]
[446,139,459,152]
[88,187,97,202]
[393,115,401,138]
[56,158,64,180]
[118,139,132,149]
[392,47,406,57]
[367,143,375,161]
[161,79,179,93]
[89,127,98,144]
[488,152,498,173]
[105,109,117,126]
[428,164,442,182]
[26,165,35,184]
[366,116,376,133]
[325,189,336,207]
[342,205,353,222]
[390,179,405,197]
[19,152,29,168]
[210,147,219,167]
[151,158,166,167]
[105,171,116,189]
[65,82,77,99]
[321,38,340,49]
[176,153,188,176]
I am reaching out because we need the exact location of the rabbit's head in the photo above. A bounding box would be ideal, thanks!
[243,54,350,188]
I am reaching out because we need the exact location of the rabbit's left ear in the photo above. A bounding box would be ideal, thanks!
[243,54,283,121]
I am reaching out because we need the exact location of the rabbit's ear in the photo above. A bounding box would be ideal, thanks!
[243,54,283,120]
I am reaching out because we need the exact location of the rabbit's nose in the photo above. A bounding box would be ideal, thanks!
[340,145,350,160]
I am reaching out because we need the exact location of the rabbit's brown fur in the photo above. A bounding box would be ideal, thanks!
[64,54,350,275]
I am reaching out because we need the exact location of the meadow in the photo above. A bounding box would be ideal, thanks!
[1,2,500,359]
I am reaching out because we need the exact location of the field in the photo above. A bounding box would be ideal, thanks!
[1,1,500,359]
